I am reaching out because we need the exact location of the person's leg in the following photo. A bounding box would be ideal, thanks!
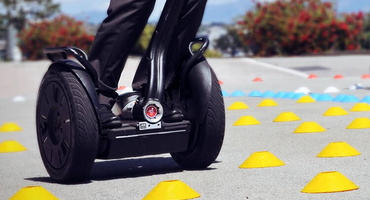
[89,0,155,127]
[89,0,156,106]
[166,0,208,85]
[132,0,207,123]
[132,0,208,90]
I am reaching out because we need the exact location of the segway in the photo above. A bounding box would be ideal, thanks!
[36,0,225,183]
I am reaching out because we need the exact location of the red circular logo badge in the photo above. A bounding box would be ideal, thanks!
[145,105,157,118]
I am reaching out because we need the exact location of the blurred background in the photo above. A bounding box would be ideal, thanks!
[1,0,370,61]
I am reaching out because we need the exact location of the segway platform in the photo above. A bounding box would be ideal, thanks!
[98,120,191,159]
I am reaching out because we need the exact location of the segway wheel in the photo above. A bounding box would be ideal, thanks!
[171,69,225,169]
[36,67,98,183]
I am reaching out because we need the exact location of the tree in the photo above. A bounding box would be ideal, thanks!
[0,0,60,31]
[1,0,60,60]
[215,27,248,57]
[361,13,370,49]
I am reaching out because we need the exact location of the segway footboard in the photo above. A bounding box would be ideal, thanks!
[97,120,191,159]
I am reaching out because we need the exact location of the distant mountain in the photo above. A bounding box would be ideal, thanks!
[74,1,250,25]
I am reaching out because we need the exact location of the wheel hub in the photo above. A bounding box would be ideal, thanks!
[38,81,72,170]
[48,106,63,145]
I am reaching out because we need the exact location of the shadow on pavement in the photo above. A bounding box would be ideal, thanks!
[90,156,183,181]
[91,157,218,181]
[25,156,218,184]
[24,176,92,185]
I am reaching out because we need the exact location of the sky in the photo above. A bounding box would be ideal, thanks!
[54,0,370,24]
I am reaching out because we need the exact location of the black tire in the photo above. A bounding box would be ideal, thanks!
[36,67,99,183]
[171,69,225,168]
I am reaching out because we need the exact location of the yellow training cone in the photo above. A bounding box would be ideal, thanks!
[239,151,285,168]
[296,95,316,103]
[0,122,22,132]
[233,116,260,126]
[322,106,348,116]
[9,186,59,200]
[317,142,361,157]
[142,180,200,200]
[346,117,370,129]
[350,103,370,112]
[258,99,278,107]
[293,122,325,133]
[0,140,27,153]
[301,171,359,193]
[228,101,249,110]
[273,112,300,122]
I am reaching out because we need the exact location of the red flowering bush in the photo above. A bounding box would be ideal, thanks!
[237,0,364,56]
[19,15,95,60]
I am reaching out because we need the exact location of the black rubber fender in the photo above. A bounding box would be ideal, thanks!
[183,60,212,123]
[47,60,101,130]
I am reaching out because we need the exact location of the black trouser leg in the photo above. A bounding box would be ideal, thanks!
[89,0,156,105]
[132,0,208,90]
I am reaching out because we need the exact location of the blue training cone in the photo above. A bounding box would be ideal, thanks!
[317,94,334,102]
[231,90,247,97]
[291,93,305,100]
[333,94,347,102]
[282,92,295,99]
[273,91,287,98]
[361,96,370,103]
[261,91,275,98]
[248,90,262,97]
[309,93,321,100]
[222,90,230,97]
[341,95,360,103]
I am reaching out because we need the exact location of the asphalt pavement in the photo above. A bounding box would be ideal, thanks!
[1,55,370,199]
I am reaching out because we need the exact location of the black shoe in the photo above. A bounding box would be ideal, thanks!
[98,104,122,128]
[163,108,184,123]
[162,87,184,123]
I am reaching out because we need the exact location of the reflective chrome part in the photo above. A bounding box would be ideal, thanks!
[116,129,186,139]
[143,100,163,123]
[121,100,136,119]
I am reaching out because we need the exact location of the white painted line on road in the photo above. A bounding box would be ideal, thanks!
[242,58,309,78]
[12,95,26,102]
